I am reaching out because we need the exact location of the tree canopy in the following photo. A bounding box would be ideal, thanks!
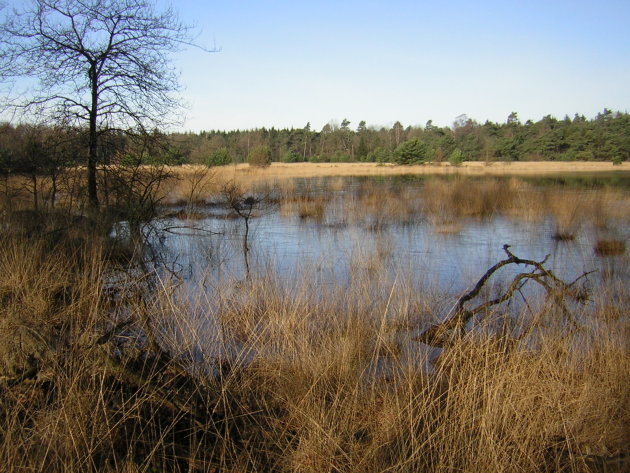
[159,110,630,167]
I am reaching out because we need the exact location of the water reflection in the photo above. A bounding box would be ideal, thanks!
[147,176,629,310]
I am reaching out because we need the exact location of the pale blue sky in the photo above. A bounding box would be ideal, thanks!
[3,0,628,131]
[171,0,630,132]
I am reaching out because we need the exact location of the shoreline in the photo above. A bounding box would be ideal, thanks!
[175,161,630,185]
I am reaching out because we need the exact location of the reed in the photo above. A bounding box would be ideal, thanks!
[296,195,327,221]
[1,176,629,472]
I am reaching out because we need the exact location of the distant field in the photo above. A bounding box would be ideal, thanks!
[183,161,630,185]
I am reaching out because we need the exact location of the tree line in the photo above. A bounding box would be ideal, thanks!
[169,110,630,166]
[0,109,628,188]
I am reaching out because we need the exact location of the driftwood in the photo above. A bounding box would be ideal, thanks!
[416,244,593,348]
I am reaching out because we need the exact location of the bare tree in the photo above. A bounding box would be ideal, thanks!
[1,0,210,208]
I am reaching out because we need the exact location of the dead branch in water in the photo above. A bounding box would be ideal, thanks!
[416,244,594,348]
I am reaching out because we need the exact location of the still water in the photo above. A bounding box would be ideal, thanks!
[146,175,630,306]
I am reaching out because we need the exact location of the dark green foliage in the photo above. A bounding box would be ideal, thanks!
[205,147,232,167]
[117,154,141,166]
[309,154,330,163]
[494,137,521,161]
[159,110,630,165]
[394,138,428,165]
[366,147,393,163]
[146,146,186,165]
[356,136,370,161]
[281,150,300,163]
[330,151,352,162]
[118,146,184,166]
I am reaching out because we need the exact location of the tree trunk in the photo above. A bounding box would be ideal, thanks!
[88,65,99,209]
[50,172,57,208]
[31,174,38,211]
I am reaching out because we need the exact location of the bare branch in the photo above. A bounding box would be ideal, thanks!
[416,244,594,348]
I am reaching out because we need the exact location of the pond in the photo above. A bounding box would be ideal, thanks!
[144,174,630,312]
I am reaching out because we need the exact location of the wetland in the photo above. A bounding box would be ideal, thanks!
[1,166,629,473]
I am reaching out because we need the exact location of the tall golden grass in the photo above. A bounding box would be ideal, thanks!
[0,213,628,472]
[1,170,629,472]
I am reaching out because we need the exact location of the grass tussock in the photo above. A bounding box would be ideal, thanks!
[296,195,327,221]
[595,239,626,256]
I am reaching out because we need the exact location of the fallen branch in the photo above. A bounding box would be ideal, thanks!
[416,244,594,348]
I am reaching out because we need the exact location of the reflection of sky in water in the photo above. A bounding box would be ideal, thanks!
[139,175,630,316]
[137,178,630,363]
[148,187,629,310]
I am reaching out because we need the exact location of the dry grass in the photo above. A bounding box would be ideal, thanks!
[421,177,518,226]
[162,162,630,205]
[0,223,628,472]
[1,174,629,472]
[1,161,627,216]
[595,239,626,256]
[288,195,327,221]
[179,268,630,473]
[187,161,630,185]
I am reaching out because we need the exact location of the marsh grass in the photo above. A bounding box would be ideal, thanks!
[178,268,630,473]
[1,173,630,472]
[422,177,518,223]
[266,176,630,243]
[1,222,628,473]
[296,195,327,221]
[594,239,626,256]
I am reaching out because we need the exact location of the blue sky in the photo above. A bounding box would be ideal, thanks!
[4,0,628,132]
[171,0,630,132]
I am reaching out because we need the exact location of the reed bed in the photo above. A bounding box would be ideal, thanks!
[0,210,628,473]
[1,171,629,472]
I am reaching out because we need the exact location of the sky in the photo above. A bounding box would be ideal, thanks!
[3,0,629,133]
[168,0,630,132]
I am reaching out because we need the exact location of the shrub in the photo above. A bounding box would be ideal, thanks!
[367,147,393,164]
[281,150,300,163]
[205,147,232,167]
[309,154,330,163]
[394,138,428,165]
[247,145,272,167]
[330,151,352,162]
[448,148,464,166]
